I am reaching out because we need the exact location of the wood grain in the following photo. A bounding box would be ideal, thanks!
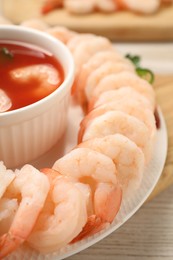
[149,74,173,200]
[1,0,173,41]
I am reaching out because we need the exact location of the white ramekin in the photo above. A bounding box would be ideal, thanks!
[0,25,74,168]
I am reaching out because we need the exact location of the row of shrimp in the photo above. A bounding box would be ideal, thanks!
[0,19,158,258]
[41,0,173,14]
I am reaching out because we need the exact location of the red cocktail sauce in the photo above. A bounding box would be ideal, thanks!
[0,40,64,112]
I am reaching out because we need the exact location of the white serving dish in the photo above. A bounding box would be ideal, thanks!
[0,25,74,168]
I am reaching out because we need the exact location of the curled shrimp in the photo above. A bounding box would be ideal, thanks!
[88,87,154,112]
[68,35,113,74]
[41,0,63,14]
[53,147,122,234]
[27,168,88,253]
[46,26,77,44]
[86,99,156,138]
[0,164,50,258]
[115,0,160,14]
[10,64,62,99]
[0,198,18,237]
[78,110,153,162]
[73,50,128,106]
[0,162,15,198]
[85,61,135,103]
[89,71,155,109]
[64,0,95,14]
[0,89,12,112]
[77,134,145,195]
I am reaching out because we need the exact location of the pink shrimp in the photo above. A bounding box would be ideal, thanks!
[86,99,156,138]
[46,26,77,45]
[78,110,153,162]
[53,148,122,237]
[0,89,12,112]
[89,71,155,109]
[115,0,160,14]
[88,87,154,112]
[77,134,145,195]
[84,61,135,104]
[73,50,129,107]
[27,168,88,253]
[0,165,50,258]
[41,0,63,14]
[69,36,113,75]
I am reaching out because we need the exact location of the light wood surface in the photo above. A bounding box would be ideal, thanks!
[67,185,173,260]
[1,0,173,41]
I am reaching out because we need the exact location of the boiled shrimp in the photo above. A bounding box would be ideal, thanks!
[64,0,95,14]
[0,164,50,258]
[88,87,153,112]
[0,162,15,198]
[0,89,12,112]
[90,71,155,109]
[27,168,88,253]
[115,0,160,13]
[69,36,113,74]
[95,0,117,12]
[78,111,153,162]
[86,99,156,138]
[41,0,63,14]
[77,134,145,195]
[85,61,135,103]
[0,198,18,237]
[53,148,122,226]
[46,26,77,44]
[73,50,129,106]
[10,64,61,98]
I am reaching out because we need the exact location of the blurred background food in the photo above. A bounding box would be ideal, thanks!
[1,0,173,41]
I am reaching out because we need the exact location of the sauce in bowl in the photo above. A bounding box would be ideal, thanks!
[0,40,64,112]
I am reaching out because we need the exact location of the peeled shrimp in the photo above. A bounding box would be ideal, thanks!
[95,0,117,12]
[0,198,18,236]
[86,99,156,138]
[41,0,63,14]
[116,0,161,13]
[53,148,122,225]
[88,87,153,112]
[69,36,113,74]
[90,71,155,109]
[46,26,77,45]
[78,111,153,162]
[73,50,129,105]
[0,165,50,258]
[10,64,61,98]
[20,19,49,31]
[0,89,12,113]
[0,162,15,198]
[78,134,145,195]
[85,61,135,103]
[64,0,95,14]
[27,168,87,253]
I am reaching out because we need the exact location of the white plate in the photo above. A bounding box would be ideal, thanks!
[6,43,169,259]
[7,103,167,260]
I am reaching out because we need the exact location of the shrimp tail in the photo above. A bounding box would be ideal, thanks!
[0,233,24,259]
[95,183,122,223]
[71,215,108,243]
